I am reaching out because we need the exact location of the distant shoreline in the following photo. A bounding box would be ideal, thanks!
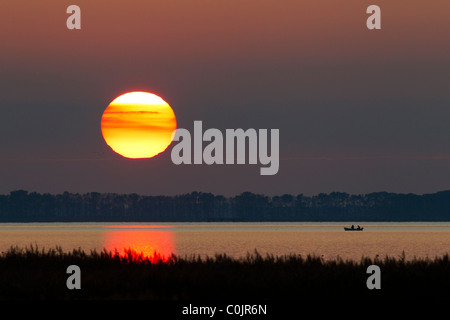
[1,190,450,222]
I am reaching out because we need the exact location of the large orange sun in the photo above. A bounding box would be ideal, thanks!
[101,91,177,159]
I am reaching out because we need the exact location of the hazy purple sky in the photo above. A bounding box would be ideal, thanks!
[1,1,449,196]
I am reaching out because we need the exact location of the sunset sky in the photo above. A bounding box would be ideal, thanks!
[0,0,449,196]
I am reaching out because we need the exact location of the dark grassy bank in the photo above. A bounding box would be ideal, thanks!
[0,246,449,300]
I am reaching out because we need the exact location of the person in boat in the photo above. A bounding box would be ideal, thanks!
[351,225,355,230]
[357,225,361,230]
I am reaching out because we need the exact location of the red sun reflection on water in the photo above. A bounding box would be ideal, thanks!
[102,225,175,262]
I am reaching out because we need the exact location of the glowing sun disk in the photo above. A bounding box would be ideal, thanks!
[101,91,177,159]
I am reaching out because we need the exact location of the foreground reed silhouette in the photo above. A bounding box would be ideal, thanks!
[0,245,449,300]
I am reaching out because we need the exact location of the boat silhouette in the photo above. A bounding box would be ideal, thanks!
[344,225,364,231]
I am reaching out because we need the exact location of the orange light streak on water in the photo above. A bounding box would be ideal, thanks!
[102,227,175,262]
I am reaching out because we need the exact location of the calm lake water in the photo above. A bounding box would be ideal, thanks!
[0,222,449,261]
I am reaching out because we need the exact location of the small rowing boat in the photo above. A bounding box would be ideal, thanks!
[344,226,363,231]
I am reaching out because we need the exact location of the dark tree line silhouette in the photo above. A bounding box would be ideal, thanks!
[0,190,449,222]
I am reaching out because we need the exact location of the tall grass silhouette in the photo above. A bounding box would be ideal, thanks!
[0,245,449,300]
